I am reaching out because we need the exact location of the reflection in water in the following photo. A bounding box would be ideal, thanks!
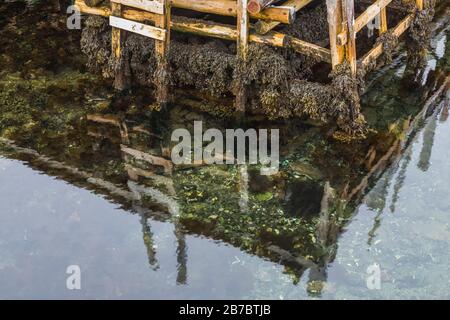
[0,4,449,300]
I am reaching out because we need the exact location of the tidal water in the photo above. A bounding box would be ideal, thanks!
[0,4,449,300]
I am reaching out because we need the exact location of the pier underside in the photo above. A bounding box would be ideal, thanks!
[76,0,436,138]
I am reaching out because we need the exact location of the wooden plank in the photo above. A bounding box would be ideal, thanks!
[288,37,332,63]
[109,16,166,40]
[111,0,164,14]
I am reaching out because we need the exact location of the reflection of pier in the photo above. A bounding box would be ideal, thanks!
[87,113,188,284]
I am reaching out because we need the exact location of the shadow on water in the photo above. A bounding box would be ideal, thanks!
[0,2,448,299]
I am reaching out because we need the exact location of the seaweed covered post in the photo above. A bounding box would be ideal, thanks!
[154,0,171,108]
[326,0,345,69]
[111,2,128,90]
[236,0,250,115]
[342,0,357,75]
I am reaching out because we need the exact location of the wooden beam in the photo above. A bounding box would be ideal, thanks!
[254,0,313,35]
[172,0,293,24]
[287,37,332,63]
[109,16,167,40]
[360,14,414,68]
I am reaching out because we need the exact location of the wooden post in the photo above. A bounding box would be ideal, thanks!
[111,2,127,90]
[236,0,249,115]
[415,0,424,10]
[342,0,357,75]
[154,0,171,107]
[326,0,345,69]
[379,8,388,34]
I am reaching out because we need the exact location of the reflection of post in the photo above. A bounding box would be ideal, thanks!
[174,222,188,285]
[238,165,249,212]
[417,114,438,172]
[138,209,159,270]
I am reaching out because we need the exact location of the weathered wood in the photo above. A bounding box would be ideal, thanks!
[75,0,331,63]
[248,0,277,14]
[342,0,357,75]
[254,0,312,35]
[172,0,293,24]
[326,0,345,68]
[154,0,171,106]
[111,0,164,14]
[109,16,167,40]
[287,37,332,63]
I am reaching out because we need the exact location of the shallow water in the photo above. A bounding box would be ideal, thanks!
[0,4,449,299]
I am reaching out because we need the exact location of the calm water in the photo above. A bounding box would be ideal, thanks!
[0,5,449,300]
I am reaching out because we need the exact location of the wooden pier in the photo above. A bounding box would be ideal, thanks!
[75,0,427,111]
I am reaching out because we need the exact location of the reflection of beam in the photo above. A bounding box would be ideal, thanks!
[121,145,173,174]
[128,180,180,216]
[125,163,176,195]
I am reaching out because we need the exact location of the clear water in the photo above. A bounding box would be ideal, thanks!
[0,4,449,300]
